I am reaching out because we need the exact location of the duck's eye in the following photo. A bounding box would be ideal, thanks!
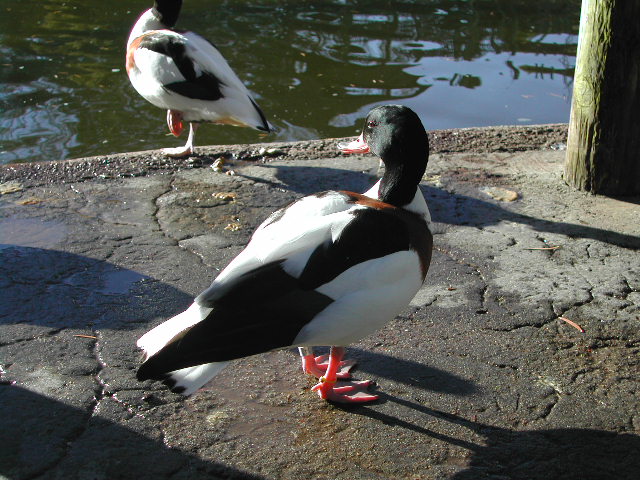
[367,120,378,128]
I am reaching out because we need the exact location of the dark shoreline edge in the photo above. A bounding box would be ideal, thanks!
[0,123,567,188]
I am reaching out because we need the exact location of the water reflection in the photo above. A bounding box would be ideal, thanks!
[1,80,79,163]
[0,0,580,164]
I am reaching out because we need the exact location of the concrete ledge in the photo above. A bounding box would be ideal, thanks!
[0,124,568,187]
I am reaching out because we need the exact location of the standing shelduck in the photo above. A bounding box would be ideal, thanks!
[126,0,270,157]
[136,105,433,402]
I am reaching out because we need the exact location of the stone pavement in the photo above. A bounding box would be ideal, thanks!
[1,136,639,479]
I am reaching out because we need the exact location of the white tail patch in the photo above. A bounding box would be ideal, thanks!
[165,362,229,396]
[136,303,212,359]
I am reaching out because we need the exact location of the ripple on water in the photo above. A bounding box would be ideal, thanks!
[0,80,79,164]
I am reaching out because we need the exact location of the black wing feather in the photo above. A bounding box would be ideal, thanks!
[138,32,225,101]
[137,262,332,380]
[298,207,429,289]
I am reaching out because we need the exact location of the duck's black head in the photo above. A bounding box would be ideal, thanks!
[363,105,428,167]
[153,0,182,28]
[345,105,429,207]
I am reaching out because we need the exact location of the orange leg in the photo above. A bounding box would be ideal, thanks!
[299,346,354,379]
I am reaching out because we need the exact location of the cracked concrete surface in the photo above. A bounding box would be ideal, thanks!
[1,138,639,480]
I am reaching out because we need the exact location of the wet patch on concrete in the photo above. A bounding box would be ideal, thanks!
[0,217,66,249]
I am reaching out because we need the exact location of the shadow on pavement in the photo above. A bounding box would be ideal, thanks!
[0,385,265,480]
[345,347,478,396]
[248,162,639,249]
[0,246,192,330]
[350,395,640,480]
[421,184,640,249]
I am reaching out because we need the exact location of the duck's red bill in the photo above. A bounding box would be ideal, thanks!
[338,133,370,154]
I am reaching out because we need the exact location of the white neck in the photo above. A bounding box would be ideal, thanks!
[362,179,381,200]
[404,189,431,223]
[127,8,165,47]
[363,179,431,223]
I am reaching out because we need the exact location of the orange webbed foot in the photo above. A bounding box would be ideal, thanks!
[311,378,378,403]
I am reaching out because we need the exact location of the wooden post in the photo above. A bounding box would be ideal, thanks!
[565,0,640,195]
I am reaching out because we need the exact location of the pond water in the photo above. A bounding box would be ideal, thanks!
[0,0,580,164]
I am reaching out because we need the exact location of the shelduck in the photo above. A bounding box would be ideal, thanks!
[126,0,270,157]
[136,105,433,402]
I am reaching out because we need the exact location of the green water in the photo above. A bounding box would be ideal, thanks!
[0,0,580,164]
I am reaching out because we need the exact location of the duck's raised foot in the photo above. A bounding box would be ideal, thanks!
[161,145,195,157]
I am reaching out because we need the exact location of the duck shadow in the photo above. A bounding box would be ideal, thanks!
[350,395,640,480]
[0,385,265,480]
[420,183,640,249]
[305,346,477,397]
[249,162,638,249]
[273,162,376,195]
